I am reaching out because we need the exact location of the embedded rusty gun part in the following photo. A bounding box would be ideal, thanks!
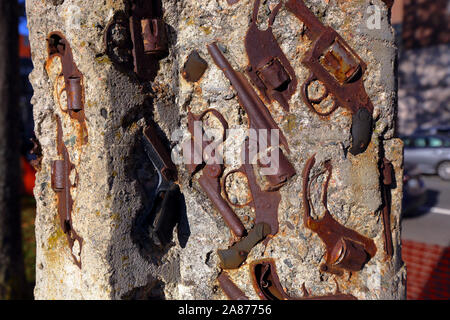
[186,109,246,238]
[380,157,394,259]
[302,155,377,275]
[224,138,282,235]
[47,32,88,144]
[218,222,271,269]
[104,12,134,68]
[226,0,240,5]
[286,0,374,155]
[51,116,83,268]
[181,50,208,83]
[381,0,394,9]
[129,0,168,80]
[245,0,298,112]
[143,124,178,183]
[142,124,181,247]
[217,272,249,300]
[250,259,357,300]
[250,259,290,300]
[207,42,296,190]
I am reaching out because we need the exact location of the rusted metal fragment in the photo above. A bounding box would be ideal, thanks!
[224,138,282,235]
[258,147,296,191]
[142,125,181,247]
[51,115,83,268]
[47,32,88,144]
[129,0,168,80]
[250,259,357,300]
[250,259,290,300]
[381,0,394,9]
[105,1,168,80]
[226,0,240,5]
[144,124,178,183]
[286,0,374,155]
[207,42,296,190]
[302,155,377,275]
[245,0,297,112]
[218,222,271,269]
[181,50,208,83]
[380,157,394,259]
[186,109,246,238]
[217,272,249,300]
[141,18,167,54]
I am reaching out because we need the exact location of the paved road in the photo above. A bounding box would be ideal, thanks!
[401,175,450,247]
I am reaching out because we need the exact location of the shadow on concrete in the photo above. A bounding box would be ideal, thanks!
[103,1,187,298]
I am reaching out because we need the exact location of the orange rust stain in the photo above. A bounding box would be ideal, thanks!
[194,85,203,95]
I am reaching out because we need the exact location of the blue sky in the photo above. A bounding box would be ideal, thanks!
[19,0,29,36]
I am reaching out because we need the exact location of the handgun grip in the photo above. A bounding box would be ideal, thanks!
[150,184,182,248]
[349,108,373,155]
[218,223,271,269]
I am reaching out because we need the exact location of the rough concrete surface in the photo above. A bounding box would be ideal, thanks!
[27,0,405,300]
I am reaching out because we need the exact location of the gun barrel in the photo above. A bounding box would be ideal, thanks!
[217,272,249,300]
[198,171,246,238]
[207,42,289,151]
[207,43,263,122]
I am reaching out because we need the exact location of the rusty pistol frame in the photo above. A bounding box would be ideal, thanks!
[286,0,374,155]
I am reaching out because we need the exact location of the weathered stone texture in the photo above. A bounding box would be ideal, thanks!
[27,0,405,299]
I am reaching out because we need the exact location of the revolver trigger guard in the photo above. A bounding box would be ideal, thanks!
[222,167,253,208]
[197,108,230,143]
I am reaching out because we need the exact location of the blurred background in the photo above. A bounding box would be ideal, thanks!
[392,0,450,300]
[0,0,448,300]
